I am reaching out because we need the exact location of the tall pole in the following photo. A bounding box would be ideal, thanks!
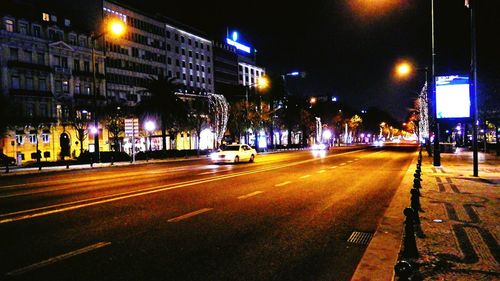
[470,0,479,176]
[431,0,441,166]
[92,38,100,163]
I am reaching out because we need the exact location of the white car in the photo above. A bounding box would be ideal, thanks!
[210,144,257,164]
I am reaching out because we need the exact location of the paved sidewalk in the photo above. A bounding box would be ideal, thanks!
[415,149,499,280]
[352,148,499,281]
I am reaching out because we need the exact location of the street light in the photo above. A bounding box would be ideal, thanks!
[90,17,126,163]
[144,120,156,152]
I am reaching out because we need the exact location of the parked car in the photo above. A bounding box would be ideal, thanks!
[210,144,256,164]
[0,153,16,166]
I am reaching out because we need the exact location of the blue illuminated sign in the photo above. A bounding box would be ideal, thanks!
[226,30,252,54]
[435,75,471,119]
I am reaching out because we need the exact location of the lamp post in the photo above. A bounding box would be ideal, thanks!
[244,76,269,147]
[90,18,125,163]
[144,120,156,152]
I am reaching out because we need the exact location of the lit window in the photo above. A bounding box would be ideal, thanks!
[42,13,50,21]
[50,15,57,22]
[16,135,24,145]
[5,19,14,32]
[64,19,71,27]
[29,134,37,144]
[62,81,69,92]
[42,134,50,143]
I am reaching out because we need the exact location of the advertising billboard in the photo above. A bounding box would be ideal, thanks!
[435,75,471,119]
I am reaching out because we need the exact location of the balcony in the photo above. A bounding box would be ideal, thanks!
[7,60,52,72]
[53,66,72,76]
[73,69,105,79]
[9,89,53,98]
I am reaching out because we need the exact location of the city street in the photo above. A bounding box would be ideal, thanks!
[0,145,416,281]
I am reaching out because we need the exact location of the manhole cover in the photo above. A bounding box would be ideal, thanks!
[347,231,373,245]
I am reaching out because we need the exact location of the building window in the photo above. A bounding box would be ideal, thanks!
[84,85,91,95]
[181,49,185,55]
[174,34,179,41]
[167,57,172,64]
[42,134,50,143]
[55,80,62,92]
[207,56,211,62]
[74,83,80,94]
[29,134,37,144]
[26,77,33,90]
[16,135,24,145]
[181,36,185,43]
[195,41,198,48]
[11,76,20,89]
[166,31,170,38]
[207,45,210,51]
[62,81,69,92]
[18,22,28,34]
[24,50,32,63]
[53,55,61,66]
[188,50,192,57]
[175,46,179,53]
[188,38,192,45]
[64,19,71,27]
[207,67,211,74]
[69,34,77,45]
[189,63,193,69]
[74,59,80,71]
[5,19,14,32]
[61,57,68,68]
[39,79,47,91]
[33,25,41,37]
[175,59,180,66]
[84,61,90,72]
[42,13,50,21]
[37,52,45,65]
[9,48,18,60]
[39,104,48,117]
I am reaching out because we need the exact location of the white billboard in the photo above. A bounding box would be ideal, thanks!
[435,75,471,119]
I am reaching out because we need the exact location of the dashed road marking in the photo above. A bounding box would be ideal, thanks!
[339,163,347,166]
[6,242,111,276]
[238,191,264,200]
[317,170,326,173]
[347,160,353,163]
[330,166,338,169]
[354,158,359,161]
[300,175,311,179]
[198,171,216,175]
[275,181,292,187]
[168,208,213,222]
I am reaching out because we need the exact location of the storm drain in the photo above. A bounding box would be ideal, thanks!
[347,231,373,245]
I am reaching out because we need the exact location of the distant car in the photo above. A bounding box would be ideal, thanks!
[210,144,256,164]
[0,153,16,166]
[311,143,328,150]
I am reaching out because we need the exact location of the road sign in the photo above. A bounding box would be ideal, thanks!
[125,118,139,137]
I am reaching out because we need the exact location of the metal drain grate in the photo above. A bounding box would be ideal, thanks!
[347,231,373,245]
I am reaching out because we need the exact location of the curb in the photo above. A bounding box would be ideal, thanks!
[351,151,418,281]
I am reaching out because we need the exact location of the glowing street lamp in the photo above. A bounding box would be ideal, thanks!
[396,61,412,78]
[91,17,126,163]
[144,121,156,152]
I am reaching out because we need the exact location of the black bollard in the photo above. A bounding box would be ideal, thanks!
[402,207,419,259]
[410,188,421,211]
[394,259,414,281]
[413,178,422,189]
[110,156,114,166]
[414,173,421,180]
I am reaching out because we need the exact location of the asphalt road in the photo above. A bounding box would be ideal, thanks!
[0,144,416,281]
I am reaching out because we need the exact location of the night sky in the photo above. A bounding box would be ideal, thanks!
[41,0,500,121]
[124,0,498,121]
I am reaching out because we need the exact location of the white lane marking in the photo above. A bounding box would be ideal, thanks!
[237,191,264,200]
[0,148,373,224]
[275,181,292,187]
[317,170,326,173]
[354,158,360,161]
[168,208,213,222]
[330,166,338,169]
[339,163,347,166]
[347,160,354,163]
[6,242,111,276]
[299,175,311,179]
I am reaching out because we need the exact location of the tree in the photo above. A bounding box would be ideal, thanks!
[227,100,251,143]
[298,109,315,146]
[140,76,187,151]
[72,110,91,157]
[348,114,363,142]
[102,104,125,152]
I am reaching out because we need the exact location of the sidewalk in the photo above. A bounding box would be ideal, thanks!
[413,149,499,280]
[352,148,499,281]
[0,156,204,177]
